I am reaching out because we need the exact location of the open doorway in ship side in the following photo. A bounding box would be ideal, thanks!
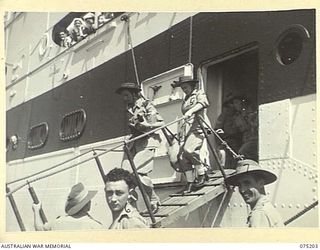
[201,46,259,171]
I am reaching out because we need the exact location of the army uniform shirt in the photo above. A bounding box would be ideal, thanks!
[180,89,210,136]
[109,204,149,229]
[128,97,163,151]
[247,195,284,227]
[43,213,104,231]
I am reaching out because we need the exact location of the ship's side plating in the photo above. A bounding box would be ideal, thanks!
[5,10,317,230]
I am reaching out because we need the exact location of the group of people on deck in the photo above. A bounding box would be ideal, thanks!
[32,76,284,230]
[58,12,114,48]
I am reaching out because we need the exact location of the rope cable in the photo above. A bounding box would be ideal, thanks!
[284,200,318,226]
[197,115,243,160]
[188,16,193,63]
[122,14,140,86]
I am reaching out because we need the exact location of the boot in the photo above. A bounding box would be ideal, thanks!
[182,182,193,194]
[150,201,160,214]
[150,189,161,214]
[193,173,208,188]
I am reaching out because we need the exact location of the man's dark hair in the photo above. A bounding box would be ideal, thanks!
[104,168,136,189]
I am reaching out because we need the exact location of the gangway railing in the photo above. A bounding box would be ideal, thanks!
[5,113,245,230]
[6,112,318,230]
[6,116,188,193]
[6,116,194,228]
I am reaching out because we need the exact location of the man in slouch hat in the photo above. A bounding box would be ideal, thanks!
[226,159,284,227]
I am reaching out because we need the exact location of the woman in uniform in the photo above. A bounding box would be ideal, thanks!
[171,76,211,193]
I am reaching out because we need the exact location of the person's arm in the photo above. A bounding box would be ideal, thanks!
[121,217,149,229]
[32,203,51,231]
[184,90,209,117]
[136,101,165,130]
[184,103,206,118]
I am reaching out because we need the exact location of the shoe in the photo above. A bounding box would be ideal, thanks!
[150,202,159,214]
[193,174,208,188]
[182,182,193,194]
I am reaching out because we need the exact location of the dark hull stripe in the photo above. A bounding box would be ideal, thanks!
[6,10,316,161]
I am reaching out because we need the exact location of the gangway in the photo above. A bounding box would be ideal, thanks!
[141,169,235,228]
[6,114,317,230]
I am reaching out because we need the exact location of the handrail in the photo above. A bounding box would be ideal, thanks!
[6,185,26,231]
[6,143,125,197]
[6,116,188,196]
[7,149,94,185]
[123,143,157,225]
[195,115,229,187]
[198,116,243,160]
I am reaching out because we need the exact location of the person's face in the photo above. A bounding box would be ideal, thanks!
[11,135,18,145]
[98,16,105,24]
[105,180,129,212]
[120,89,135,105]
[75,20,82,27]
[233,99,243,112]
[85,18,94,25]
[180,82,194,95]
[237,174,264,207]
[59,32,66,39]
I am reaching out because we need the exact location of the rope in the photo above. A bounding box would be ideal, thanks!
[284,200,318,226]
[122,14,140,85]
[188,16,193,63]
[197,115,243,160]
[6,116,189,196]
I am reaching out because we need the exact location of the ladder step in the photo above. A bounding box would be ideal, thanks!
[204,183,221,186]
[160,203,188,206]
[140,213,168,218]
[170,192,205,197]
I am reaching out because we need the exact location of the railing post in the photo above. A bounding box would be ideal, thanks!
[27,183,48,224]
[195,115,229,188]
[6,185,26,231]
[93,149,107,183]
[123,142,157,226]
[197,116,243,160]
[161,128,173,146]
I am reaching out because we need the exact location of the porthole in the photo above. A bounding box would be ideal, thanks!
[275,25,310,65]
[27,122,49,150]
[60,109,86,141]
